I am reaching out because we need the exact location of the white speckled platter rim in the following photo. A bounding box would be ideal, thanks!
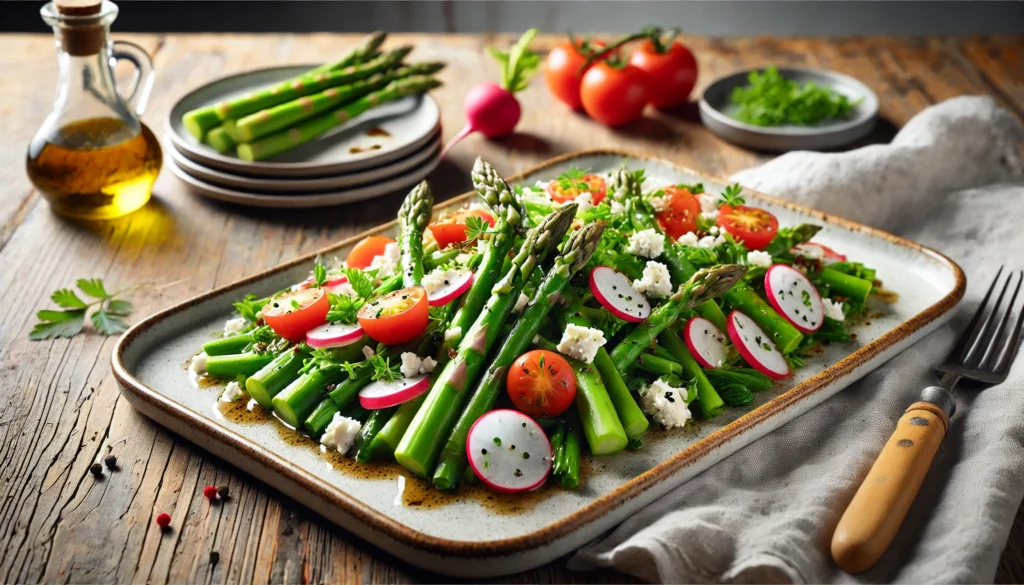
[112,150,965,577]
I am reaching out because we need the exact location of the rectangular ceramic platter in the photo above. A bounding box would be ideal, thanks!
[114,151,964,577]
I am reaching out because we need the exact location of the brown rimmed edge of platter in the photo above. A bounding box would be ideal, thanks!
[112,148,967,558]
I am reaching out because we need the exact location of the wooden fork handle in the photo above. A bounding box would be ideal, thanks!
[831,399,950,573]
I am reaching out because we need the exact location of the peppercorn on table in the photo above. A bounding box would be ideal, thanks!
[1,32,1022,584]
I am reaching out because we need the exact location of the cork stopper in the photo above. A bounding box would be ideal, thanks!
[54,0,106,56]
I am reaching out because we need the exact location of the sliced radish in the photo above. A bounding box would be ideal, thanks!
[467,409,552,493]
[683,316,728,369]
[426,269,474,306]
[764,264,824,333]
[306,322,364,348]
[359,375,431,409]
[792,243,846,264]
[589,266,651,323]
[726,310,790,380]
[295,275,350,294]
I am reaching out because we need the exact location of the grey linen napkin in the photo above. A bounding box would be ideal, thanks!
[569,96,1024,583]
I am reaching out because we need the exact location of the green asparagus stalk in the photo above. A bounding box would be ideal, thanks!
[637,352,683,376]
[610,265,747,372]
[817,268,873,305]
[440,158,528,352]
[658,330,724,418]
[431,221,604,489]
[304,397,340,437]
[235,62,446,142]
[181,31,388,140]
[395,206,576,477]
[397,181,434,288]
[558,421,582,488]
[272,368,346,428]
[723,285,804,354]
[246,346,310,408]
[571,358,628,455]
[204,126,236,153]
[354,407,397,462]
[202,325,269,356]
[205,352,275,378]
[237,75,442,162]
[764,224,821,257]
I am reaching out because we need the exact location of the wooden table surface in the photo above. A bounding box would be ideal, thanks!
[1,33,1022,584]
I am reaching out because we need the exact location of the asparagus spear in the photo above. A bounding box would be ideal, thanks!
[431,221,605,489]
[658,330,724,418]
[723,286,804,355]
[397,181,434,288]
[205,352,275,377]
[204,126,236,153]
[441,158,528,352]
[202,325,270,356]
[246,346,310,408]
[609,265,747,372]
[237,75,442,162]
[182,31,388,140]
[395,205,576,477]
[234,62,445,143]
[570,357,629,456]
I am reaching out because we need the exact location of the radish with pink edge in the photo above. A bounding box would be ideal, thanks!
[726,310,790,380]
[764,264,824,333]
[466,409,552,493]
[426,269,474,306]
[305,322,364,349]
[683,316,728,369]
[359,375,431,409]
[295,275,349,294]
[589,266,650,322]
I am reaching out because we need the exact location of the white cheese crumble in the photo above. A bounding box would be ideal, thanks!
[632,261,673,299]
[641,379,693,429]
[746,250,773,267]
[626,228,665,259]
[698,192,719,213]
[697,234,726,248]
[368,242,401,278]
[649,194,670,213]
[444,326,463,342]
[572,192,594,217]
[678,231,699,247]
[329,281,358,298]
[823,298,846,321]
[320,414,362,454]
[220,381,246,403]
[556,324,607,364]
[393,475,407,507]
[422,267,462,297]
[709,225,721,236]
[610,200,626,217]
[223,317,247,335]
[400,352,437,378]
[422,226,438,249]
[362,345,375,360]
[793,243,824,260]
[514,292,530,313]
[701,209,720,221]
[190,352,208,375]
[520,185,553,206]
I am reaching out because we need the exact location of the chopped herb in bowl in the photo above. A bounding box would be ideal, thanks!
[729,66,860,126]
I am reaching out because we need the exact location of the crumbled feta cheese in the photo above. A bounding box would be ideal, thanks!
[572,192,594,217]
[700,210,720,221]
[400,352,437,378]
[421,227,437,249]
[190,352,208,375]
[793,243,824,260]
[746,250,773,267]
[362,345,375,360]
[220,381,246,403]
[610,200,626,217]
[698,193,719,213]
[393,475,406,507]
[320,414,362,454]
[223,317,247,335]
[520,185,553,206]
[678,231,699,247]
[556,324,607,364]
[626,228,665,259]
[444,326,462,342]
[534,180,550,190]
[422,267,462,297]
[697,235,726,248]
[467,200,491,212]
[632,261,673,299]
[649,194,670,213]
[823,298,846,321]
[330,281,358,298]
[709,226,720,236]
[514,292,530,313]
[368,242,401,278]
[641,378,692,429]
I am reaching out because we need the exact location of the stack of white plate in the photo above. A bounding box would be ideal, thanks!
[164,65,442,208]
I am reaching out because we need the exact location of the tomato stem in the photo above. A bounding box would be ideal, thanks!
[579,30,650,73]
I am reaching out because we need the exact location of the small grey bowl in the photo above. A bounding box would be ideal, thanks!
[699,67,879,152]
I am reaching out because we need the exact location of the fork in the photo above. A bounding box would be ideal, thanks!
[831,267,1024,573]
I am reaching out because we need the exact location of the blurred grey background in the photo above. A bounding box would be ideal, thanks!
[3,0,1023,35]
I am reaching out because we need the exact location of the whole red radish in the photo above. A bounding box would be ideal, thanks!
[629,31,698,109]
[442,29,540,156]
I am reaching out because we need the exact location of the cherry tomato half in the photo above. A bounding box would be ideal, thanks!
[629,39,699,109]
[506,350,577,418]
[546,174,607,205]
[580,62,650,127]
[357,286,429,346]
[656,186,702,240]
[346,235,396,270]
[427,209,495,249]
[544,40,607,111]
[262,288,330,342]
[717,204,779,251]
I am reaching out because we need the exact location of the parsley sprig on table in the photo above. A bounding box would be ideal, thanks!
[729,66,859,127]
[31,278,135,340]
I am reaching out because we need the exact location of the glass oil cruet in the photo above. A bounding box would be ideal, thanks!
[27,0,162,220]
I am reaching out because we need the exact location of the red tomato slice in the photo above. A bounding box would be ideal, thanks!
[506,350,577,418]
[656,186,702,240]
[546,174,607,205]
[427,209,495,249]
[346,235,396,270]
[357,286,429,346]
[262,288,330,342]
[717,204,779,251]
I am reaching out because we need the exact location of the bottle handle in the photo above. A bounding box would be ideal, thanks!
[111,40,155,116]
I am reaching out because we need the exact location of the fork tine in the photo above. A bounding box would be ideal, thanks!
[994,272,1024,375]
[952,266,1004,364]
[980,271,1023,368]
[963,271,1014,366]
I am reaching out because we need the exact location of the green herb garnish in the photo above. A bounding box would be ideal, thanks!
[729,66,859,127]
[31,278,136,340]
